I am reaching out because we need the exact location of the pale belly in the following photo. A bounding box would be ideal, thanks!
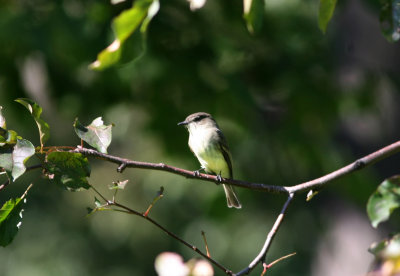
[188,129,230,178]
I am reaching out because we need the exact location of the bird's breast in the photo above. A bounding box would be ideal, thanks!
[188,127,229,177]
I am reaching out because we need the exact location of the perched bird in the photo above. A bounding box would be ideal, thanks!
[178,112,241,209]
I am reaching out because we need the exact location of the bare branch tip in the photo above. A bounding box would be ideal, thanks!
[117,163,127,173]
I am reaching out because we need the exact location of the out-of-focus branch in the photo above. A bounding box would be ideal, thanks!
[73,140,400,195]
[236,194,294,275]
[89,187,233,275]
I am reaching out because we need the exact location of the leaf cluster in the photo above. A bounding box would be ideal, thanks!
[0,99,113,247]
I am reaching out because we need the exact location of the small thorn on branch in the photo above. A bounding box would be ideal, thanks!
[143,186,164,217]
[354,160,366,170]
[201,231,211,258]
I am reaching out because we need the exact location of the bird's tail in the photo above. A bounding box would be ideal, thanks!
[222,184,241,209]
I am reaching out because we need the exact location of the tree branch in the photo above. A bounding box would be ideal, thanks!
[72,146,289,194]
[287,140,400,194]
[236,193,294,275]
[68,140,400,274]
[73,140,400,195]
[89,186,233,275]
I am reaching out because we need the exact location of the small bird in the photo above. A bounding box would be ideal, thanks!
[178,112,241,209]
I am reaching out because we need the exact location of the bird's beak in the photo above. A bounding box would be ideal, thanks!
[177,120,188,126]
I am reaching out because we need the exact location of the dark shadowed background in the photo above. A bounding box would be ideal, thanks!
[1,0,400,275]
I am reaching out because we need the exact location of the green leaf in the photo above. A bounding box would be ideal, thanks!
[243,0,264,34]
[15,98,50,150]
[380,0,400,42]
[90,0,159,71]
[0,139,35,182]
[0,198,23,247]
[73,117,112,154]
[318,0,337,33]
[367,176,400,228]
[0,106,6,129]
[45,152,91,191]
[0,184,32,247]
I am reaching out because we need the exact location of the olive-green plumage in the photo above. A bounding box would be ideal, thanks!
[178,112,241,209]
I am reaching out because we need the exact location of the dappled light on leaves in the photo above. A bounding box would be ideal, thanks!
[90,0,159,70]
[74,117,113,154]
[45,152,91,191]
[0,139,35,182]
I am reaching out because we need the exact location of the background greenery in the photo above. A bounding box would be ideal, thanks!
[1,0,400,275]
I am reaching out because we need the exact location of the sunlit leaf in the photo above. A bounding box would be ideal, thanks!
[0,139,35,182]
[0,106,6,129]
[109,179,129,190]
[243,0,264,34]
[367,176,400,228]
[380,0,400,42]
[15,98,50,150]
[318,0,337,33]
[0,184,32,247]
[73,117,112,154]
[0,198,23,247]
[45,152,91,191]
[90,0,159,71]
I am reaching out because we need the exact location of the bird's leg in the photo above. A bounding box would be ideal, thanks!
[193,167,205,177]
[215,171,223,184]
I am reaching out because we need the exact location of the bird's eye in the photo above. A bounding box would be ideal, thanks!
[194,115,204,122]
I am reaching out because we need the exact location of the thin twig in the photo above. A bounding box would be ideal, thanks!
[236,194,294,275]
[201,231,211,258]
[260,253,296,276]
[90,184,109,203]
[266,252,296,269]
[144,187,164,217]
[110,201,233,275]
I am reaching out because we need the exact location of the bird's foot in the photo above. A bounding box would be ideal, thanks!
[215,173,223,185]
[193,168,204,177]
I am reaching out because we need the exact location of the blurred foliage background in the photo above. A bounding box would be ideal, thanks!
[1,0,400,275]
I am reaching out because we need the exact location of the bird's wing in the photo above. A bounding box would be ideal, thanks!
[217,129,233,178]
